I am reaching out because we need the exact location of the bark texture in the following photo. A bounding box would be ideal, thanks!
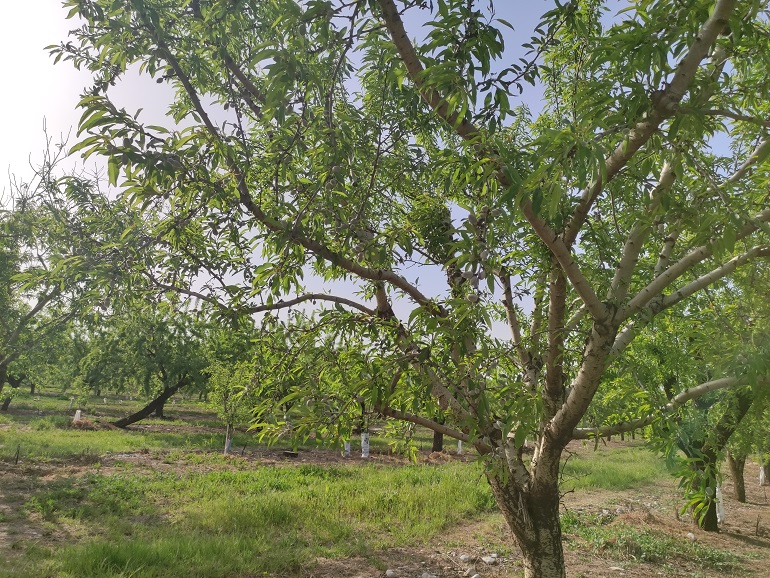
[727,451,746,503]
[431,430,444,452]
[487,472,565,578]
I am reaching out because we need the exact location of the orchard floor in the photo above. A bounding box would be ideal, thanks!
[1,424,769,577]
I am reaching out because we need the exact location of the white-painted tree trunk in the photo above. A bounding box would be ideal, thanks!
[224,423,233,455]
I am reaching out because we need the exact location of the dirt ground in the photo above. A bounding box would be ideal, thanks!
[1,438,769,578]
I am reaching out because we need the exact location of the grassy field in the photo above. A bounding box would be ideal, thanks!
[1,391,768,578]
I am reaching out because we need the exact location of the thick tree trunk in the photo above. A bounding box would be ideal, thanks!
[154,402,165,418]
[432,430,444,452]
[1,396,10,412]
[679,388,752,531]
[727,451,746,503]
[487,473,565,578]
[113,379,186,428]
[688,447,720,532]
[30,382,35,395]
[700,491,719,532]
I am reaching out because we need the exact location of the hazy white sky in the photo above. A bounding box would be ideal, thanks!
[0,1,92,183]
[0,1,552,184]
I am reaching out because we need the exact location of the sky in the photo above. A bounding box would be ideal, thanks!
[0,1,90,185]
[0,1,556,184]
[0,0,558,333]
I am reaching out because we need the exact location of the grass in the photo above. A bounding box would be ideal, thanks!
[7,462,496,578]
[561,444,669,491]
[0,423,252,462]
[561,509,740,571]
[0,391,748,577]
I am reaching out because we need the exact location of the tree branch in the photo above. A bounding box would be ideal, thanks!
[376,402,492,454]
[563,0,737,246]
[700,108,770,129]
[246,293,376,316]
[611,246,770,361]
[500,272,528,368]
[654,229,680,277]
[620,207,770,322]
[608,161,676,302]
[376,0,480,140]
[572,376,769,440]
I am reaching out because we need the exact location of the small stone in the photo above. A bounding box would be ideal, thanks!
[480,556,497,565]
[609,567,624,571]
[385,570,398,578]
[470,574,482,578]
[686,532,697,541]
[489,553,499,559]
[459,554,473,562]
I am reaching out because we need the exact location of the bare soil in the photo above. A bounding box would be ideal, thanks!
[1,437,769,577]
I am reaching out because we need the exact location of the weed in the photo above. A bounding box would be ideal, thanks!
[561,510,739,570]
[562,445,667,491]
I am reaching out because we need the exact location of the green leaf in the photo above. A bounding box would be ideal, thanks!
[108,158,120,186]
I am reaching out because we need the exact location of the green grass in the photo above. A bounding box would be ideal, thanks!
[1,390,738,577]
[561,445,668,491]
[0,423,254,462]
[561,510,740,571]
[6,462,496,578]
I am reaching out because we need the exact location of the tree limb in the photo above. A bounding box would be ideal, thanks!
[246,293,376,316]
[612,245,770,360]
[572,376,769,440]
[376,0,480,140]
[563,0,737,246]
[608,161,676,302]
[620,207,770,322]
[700,108,770,129]
[500,272,528,368]
[376,402,493,454]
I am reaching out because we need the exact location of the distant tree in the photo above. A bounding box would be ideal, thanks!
[0,156,106,411]
[77,305,209,427]
[204,320,264,453]
[55,1,770,575]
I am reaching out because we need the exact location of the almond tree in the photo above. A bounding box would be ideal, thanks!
[0,161,100,410]
[54,1,770,576]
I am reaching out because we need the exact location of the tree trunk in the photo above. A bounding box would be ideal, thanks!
[726,451,746,503]
[29,382,35,395]
[154,402,165,418]
[113,379,186,428]
[224,422,233,455]
[0,367,12,411]
[487,473,565,578]
[762,463,770,486]
[699,491,720,532]
[688,446,720,532]
[678,388,753,531]
[432,430,444,452]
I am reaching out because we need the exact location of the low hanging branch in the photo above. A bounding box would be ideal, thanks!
[571,376,770,440]
[112,376,188,428]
